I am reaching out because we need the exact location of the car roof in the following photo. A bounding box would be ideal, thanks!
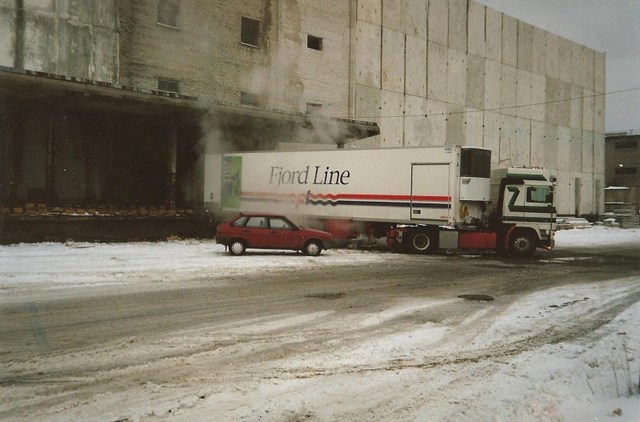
[235,212,290,218]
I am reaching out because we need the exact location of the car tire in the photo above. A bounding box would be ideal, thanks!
[229,239,246,256]
[303,240,322,256]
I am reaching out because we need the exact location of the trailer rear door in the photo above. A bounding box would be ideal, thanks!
[410,164,452,222]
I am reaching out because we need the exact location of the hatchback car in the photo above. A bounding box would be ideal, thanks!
[216,213,334,256]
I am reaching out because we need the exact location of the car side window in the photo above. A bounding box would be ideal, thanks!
[231,216,249,227]
[270,218,293,230]
[245,216,268,228]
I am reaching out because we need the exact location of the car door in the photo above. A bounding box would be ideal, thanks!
[268,217,300,249]
[243,216,270,247]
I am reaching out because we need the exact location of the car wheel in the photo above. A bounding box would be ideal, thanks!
[303,240,322,256]
[509,232,536,257]
[409,231,435,254]
[229,239,246,256]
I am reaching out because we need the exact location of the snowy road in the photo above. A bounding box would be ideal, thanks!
[1,226,639,421]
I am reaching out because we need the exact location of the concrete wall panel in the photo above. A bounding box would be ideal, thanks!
[583,48,595,90]
[405,0,427,39]
[357,0,381,25]
[499,114,516,166]
[484,59,501,111]
[530,73,546,122]
[570,85,584,129]
[501,14,517,67]
[545,32,559,79]
[448,48,466,105]
[546,78,571,127]
[466,54,485,110]
[582,88,595,132]
[0,6,15,66]
[405,35,427,97]
[483,111,501,164]
[595,52,605,93]
[517,21,533,72]
[569,128,583,172]
[531,27,546,75]
[448,0,467,52]
[514,117,531,167]
[485,7,502,62]
[465,108,484,147]
[581,130,594,173]
[381,28,405,93]
[427,40,448,101]
[427,0,448,46]
[404,95,428,146]
[530,120,545,167]
[544,123,559,170]
[355,21,381,87]
[379,90,404,147]
[355,83,382,121]
[467,1,485,57]
[516,69,532,120]
[446,104,465,146]
[557,126,572,171]
[558,37,572,83]
[425,99,448,146]
[594,91,605,134]
[382,0,404,33]
[501,64,517,116]
[594,133,605,175]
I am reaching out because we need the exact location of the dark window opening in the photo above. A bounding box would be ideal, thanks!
[240,91,259,106]
[241,17,260,47]
[306,102,322,113]
[614,167,637,175]
[307,35,323,51]
[158,79,179,93]
[615,140,638,149]
[157,0,178,28]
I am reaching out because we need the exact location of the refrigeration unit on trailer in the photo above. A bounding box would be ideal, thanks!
[204,146,556,256]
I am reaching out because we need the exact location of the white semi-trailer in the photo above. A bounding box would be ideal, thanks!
[204,146,556,256]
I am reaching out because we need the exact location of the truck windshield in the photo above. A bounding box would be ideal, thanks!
[527,186,553,204]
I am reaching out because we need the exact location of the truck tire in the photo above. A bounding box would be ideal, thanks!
[509,231,536,257]
[409,231,435,254]
[229,239,247,256]
[303,240,322,256]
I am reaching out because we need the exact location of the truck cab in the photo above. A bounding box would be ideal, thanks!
[491,168,557,256]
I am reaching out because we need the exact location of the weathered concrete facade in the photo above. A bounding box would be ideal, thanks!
[353,0,605,216]
[1,0,605,242]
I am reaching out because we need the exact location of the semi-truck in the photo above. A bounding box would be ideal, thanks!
[204,145,556,256]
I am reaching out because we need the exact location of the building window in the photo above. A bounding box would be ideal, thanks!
[615,140,638,149]
[306,102,322,113]
[158,79,180,93]
[157,0,178,28]
[307,35,323,51]
[614,167,637,175]
[241,17,260,47]
[241,91,259,106]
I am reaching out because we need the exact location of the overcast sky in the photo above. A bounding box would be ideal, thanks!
[475,0,640,133]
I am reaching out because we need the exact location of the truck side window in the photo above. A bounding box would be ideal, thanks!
[527,186,552,204]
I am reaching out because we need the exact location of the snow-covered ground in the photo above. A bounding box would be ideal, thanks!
[1,226,639,421]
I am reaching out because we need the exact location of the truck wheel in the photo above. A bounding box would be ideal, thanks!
[229,239,246,256]
[303,240,322,256]
[509,232,536,257]
[409,231,434,254]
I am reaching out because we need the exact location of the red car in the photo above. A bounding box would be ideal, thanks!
[216,213,334,256]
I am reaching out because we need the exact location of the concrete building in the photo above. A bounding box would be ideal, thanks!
[0,0,605,241]
[352,0,605,217]
[605,132,640,226]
